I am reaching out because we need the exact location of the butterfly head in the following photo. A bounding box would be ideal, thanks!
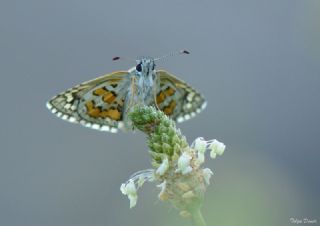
[135,57,156,75]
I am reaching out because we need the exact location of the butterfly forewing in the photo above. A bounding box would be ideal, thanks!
[47,58,207,133]
[156,70,206,122]
[47,71,130,132]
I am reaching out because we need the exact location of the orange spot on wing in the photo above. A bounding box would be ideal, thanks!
[93,87,108,96]
[164,87,175,96]
[99,109,121,120]
[99,110,109,118]
[85,101,94,110]
[107,109,121,120]
[156,91,165,105]
[86,101,100,118]
[163,101,177,115]
[85,100,122,120]
[88,108,101,117]
[103,92,116,104]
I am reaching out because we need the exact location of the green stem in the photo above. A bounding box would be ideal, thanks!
[191,209,207,226]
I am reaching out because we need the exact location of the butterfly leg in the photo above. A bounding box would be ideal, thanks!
[121,76,138,130]
[153,87,160,110]
[126,76,137,113]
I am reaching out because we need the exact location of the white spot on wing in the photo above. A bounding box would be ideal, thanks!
[46,102,53,109]
[177,117,184,123]
[85,122,92,128]
[92,124,100,130]
[51,108,57,114]
[61,114,69,120]
[64,103,71,109]
[187,93,195,101]
[66,95,73,102]
[100,125,110,131]
[68,117,76,123]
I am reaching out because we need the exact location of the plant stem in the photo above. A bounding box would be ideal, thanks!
[191,209,207,226]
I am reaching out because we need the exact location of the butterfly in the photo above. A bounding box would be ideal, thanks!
[46,51,206,133]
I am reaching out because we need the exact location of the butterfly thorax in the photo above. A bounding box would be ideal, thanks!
[131,57,157,105]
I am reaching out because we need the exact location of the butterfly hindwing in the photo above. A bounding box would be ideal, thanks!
[156,70,206,122]
[46,71,130,132]
[47,63,207,133]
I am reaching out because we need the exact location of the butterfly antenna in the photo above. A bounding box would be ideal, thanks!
[154,49,190,61]
[112,56,121,61]
[112,56,135,62]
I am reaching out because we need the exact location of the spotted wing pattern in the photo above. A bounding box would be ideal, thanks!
[46,71,130,133]
[156,70,206,122]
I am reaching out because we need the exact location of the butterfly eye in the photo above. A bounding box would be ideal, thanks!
[136,63,142,72]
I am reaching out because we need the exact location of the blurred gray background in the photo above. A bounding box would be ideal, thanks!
[0,0,319,225]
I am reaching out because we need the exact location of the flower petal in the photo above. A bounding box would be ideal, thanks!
[210,139,226,157]
[128,194,138,208]
[197,152,205,165]
[177,152,193,174]
[120,179,137,196]
[156,158,169,176]
[194,137,207,153]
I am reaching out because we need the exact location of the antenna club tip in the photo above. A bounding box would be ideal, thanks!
[112,56,120,61]
[181,50,190,54]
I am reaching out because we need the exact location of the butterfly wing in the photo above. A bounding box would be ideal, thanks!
[46,71,131,133]
[155,70,207,122]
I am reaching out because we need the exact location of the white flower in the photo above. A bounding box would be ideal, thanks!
[127,193,138,208]
[194,137,207,153]
[197,152,205,165]
[210,151,217,159]
[176,152,193,175]
[156,157,169,176]
[202,168,213,185]
[120,179,138,208]
[209,139,226,158]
